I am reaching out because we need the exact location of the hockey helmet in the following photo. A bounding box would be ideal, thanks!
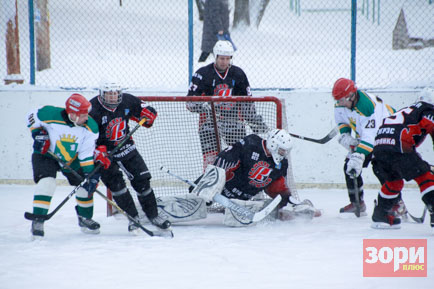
[65,93,91,115]
[213,40,234,59]
[266,129,293,165]
[99,80,123,109]
[332,78,357,100]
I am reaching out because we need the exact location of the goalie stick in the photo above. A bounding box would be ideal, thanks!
[160,166,282,223]
[289,127,338,144]
[24,117,148,222]
[35,151,174,238]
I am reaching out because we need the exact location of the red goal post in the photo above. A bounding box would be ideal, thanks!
[107,95,286,216]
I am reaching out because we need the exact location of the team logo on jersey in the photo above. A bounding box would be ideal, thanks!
[55,134,79,162]
[248,161,272,188]
[214,83,232,97]
[106,117,127,143]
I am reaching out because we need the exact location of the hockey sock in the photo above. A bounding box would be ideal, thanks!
[380,179,404,199]
[75,187,94,219]
[33,177,56,215]
[137,190,158,220]
[112,189,139,217]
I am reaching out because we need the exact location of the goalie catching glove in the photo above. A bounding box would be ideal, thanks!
[32,129,50,154]
[94,145,111,169]
[191,165,226,203]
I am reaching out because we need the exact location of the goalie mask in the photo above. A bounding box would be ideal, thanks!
[266,129,293,165]
[98,81,122,109]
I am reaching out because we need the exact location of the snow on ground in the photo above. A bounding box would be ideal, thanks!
[0,184,432,289]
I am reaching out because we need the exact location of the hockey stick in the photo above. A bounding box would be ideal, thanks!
[289,127,338,144]
[350,171,361,218]
[38,152,173,238]
[93,189,173,238]
[407,206,427,224]
[24,117,148,222]
[160,166,282,223]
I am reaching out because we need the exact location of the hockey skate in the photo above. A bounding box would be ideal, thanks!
[31,219,44,240]
[78,215,101,234]
[150,215,171,230]
[339,201,367,216]
[371,200,401,229]
[390,199,409,221]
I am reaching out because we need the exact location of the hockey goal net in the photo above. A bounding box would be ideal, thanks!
[107,96,292,216]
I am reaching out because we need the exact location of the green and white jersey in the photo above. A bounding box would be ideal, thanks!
[26,105,99,174]
[334,90,395,156]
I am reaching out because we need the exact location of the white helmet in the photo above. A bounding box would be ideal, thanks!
[98,80,122,109]
[416,87,434,105]
[213,40,234,59]
[266,129,293,165]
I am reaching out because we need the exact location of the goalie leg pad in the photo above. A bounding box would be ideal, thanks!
[156,194,207,223]
[223,199,275,227]
[192,165,226,203]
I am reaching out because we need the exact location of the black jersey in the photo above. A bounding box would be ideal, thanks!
[186,63,265,131]
[89,93,143,160]
[374,101,434,154]
[187,63,251,97]
[213,134,288,200]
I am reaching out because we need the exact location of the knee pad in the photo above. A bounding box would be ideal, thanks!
[112,189,138,217]
[104,176,126,193]
[36,177,56,198]
[380,179,404,199]
[33,177,56,211]
[132,175,152,197]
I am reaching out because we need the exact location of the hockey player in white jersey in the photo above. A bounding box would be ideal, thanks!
[332,78,407,217]
[26,94,110,239]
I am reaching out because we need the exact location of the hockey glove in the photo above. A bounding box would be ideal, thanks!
[338,133,359,152]
[82,172,100,195]
[140,106,157,128]
[32,129,50,154]
[346,152,365,178]
[94,145,111,169]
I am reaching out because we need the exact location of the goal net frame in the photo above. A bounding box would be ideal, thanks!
[106,95,296,216]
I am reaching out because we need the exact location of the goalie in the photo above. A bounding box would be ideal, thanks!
[158,129,319,226]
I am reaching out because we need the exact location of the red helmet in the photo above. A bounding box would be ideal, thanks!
[332,78,357,100]
[65,94,91,115]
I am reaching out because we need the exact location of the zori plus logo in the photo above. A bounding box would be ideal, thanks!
[363,239,427,277]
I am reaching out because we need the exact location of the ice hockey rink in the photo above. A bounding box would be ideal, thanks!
[0,184,431,289]
[1,0,433,287]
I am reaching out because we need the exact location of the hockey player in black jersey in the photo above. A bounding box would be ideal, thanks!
[187,129,319,225]
[89,81,171,232]
[187,40,268,170]
[371,88,434,230]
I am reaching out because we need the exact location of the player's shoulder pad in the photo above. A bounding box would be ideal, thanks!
[355,90,375,117]
[84,116,99,134]
[194,64,213,77]
[243,134,263,146]
[229,65,247,77]
[37,106,65,122]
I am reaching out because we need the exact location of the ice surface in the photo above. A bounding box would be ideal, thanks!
[0,184,431,289]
